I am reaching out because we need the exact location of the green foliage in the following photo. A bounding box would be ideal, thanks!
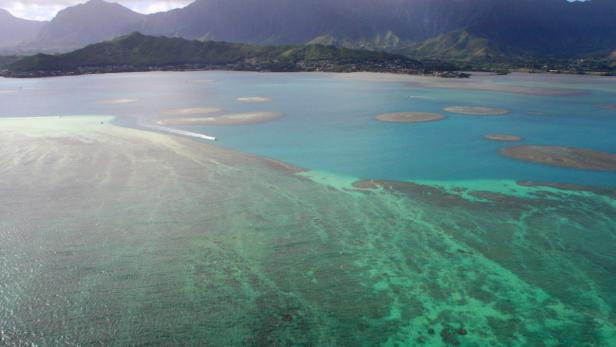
[0,55,20,68]
[280,44,407,63]
[610,51,616,68]
[396,30,616,75]
[8,33,280,72]
[400,30,505,62]
[5,33,427,77]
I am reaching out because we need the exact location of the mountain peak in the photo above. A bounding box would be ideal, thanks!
[0,8,15,19]
[30,0,145,52]
[0,8,46,49]
[112,31,147,42]
[4,0,616,62]
[56,0,141,16]
[84,0,127,8]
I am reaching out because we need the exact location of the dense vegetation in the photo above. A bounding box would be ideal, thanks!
[2,0,615,76]
[0,56,20,68]
[1,33,463,78]
[397,30,616,76]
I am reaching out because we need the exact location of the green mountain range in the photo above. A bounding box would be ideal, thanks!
[2,33,437,78]
[400,30,504,62]
[1,0,615,72]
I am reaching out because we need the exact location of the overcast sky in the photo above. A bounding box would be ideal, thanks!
[1,0,588,21]
[0,0,193,20]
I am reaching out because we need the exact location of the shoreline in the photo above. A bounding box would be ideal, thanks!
[2,69,615,88]
[3,66,616,80]
[0,65,471,79]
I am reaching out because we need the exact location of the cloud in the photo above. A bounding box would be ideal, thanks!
[0,0,193,20]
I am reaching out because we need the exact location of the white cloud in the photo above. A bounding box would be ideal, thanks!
[0,0,193,20]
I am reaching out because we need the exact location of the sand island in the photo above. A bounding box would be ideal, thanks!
[485,134,522,142]
[502,145,616,171]
[163,107,221,116]
[237,97,272,103]
[158,112,284,126]
[376,112,445,123]
[338,73,588,97]
[444,106,509,116]
[97,98,137,104]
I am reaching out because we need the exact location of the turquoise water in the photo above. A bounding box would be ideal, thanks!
[2,71,614,186]
[197,73,616,186]
[1,72,616,346]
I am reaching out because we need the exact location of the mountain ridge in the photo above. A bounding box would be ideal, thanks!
[0,9,46,49]
[399,30,505,62]
[2,32,441,78]
[1,0,616,68]
[29,0,145,52]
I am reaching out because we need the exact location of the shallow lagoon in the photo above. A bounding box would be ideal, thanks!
[2,71,615,186]
[1,72,616,346]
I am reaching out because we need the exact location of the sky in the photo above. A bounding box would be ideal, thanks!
[0,0,193,20]
[0,0,588,21]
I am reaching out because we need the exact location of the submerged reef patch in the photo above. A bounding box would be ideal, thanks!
[517,181,616,197]
[2,117,616,346]
[502,145,616,171]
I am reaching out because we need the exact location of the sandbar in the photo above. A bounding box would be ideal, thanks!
[337,72,588,96]
[502,145,616,171]
[157,112,284,126]
[434,83,586,97]
[163,107,221,116]
[485,134,522,142]
[97,98,137,104]
[597,104,616,110]
[376,112,445,123]
[237,97,272,103]
[444,106,509,116]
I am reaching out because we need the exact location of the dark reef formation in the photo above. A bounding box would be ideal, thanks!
[502,145,616,171]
